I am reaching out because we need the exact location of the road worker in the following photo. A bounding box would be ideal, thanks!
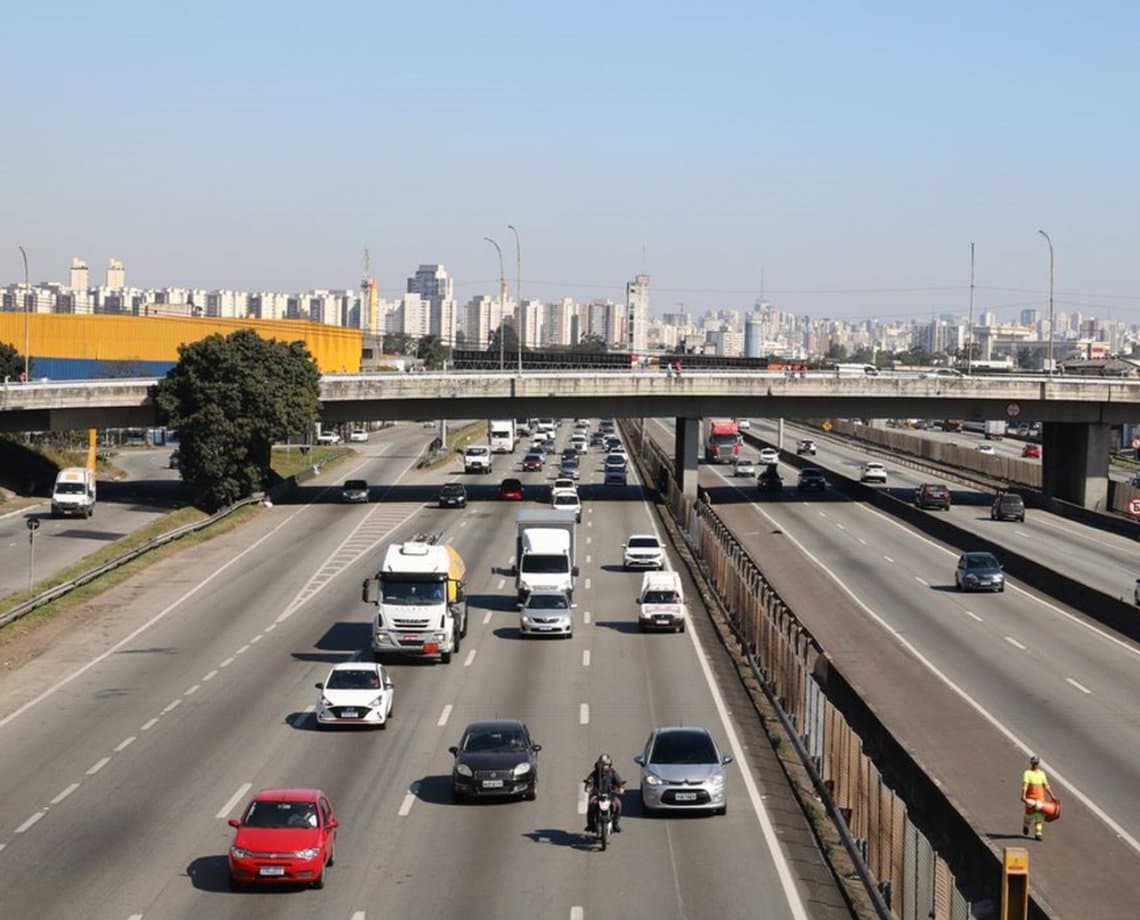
[1021,754,1055,840]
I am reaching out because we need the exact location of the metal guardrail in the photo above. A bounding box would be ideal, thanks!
[0,495,263,630]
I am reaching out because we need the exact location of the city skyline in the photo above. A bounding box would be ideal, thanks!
[3,4,1138,322]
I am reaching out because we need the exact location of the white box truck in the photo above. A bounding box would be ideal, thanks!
[363,537,469,664]
[511,509,578,604]
[488,419,517,453]
[52,467,96,519]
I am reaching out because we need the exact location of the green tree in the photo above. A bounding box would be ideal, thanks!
[487,323,520,358]
[578,333,607,353]
[416,334,450,370]
[382,332,413,354]
[0,342,24,380]
[825,343,848,361]
[153,329,321,511]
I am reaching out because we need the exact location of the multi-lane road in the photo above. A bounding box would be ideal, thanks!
[0,424,848,920]
[649,417,1140,918]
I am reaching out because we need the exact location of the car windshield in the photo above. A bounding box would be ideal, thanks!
[344,480,367,490]
[467,448,488,456]
[502,480,522,490]
[243,800,318,829]
[441,484,463,495]
[521,555,569,574]
[966,555,999,570]
[463,728,528,753]
[650,731,718,765]
[629,537,658,548]
[553,495,578,507]
[527,594,569,610]
[379,579,445,605]
[711,434,738,446]
[643,590,679,604]
[55,482,86,494]
[525,453,542,462]
[326,669,382,690]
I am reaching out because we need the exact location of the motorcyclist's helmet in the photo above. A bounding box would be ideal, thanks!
[596,753,613,769]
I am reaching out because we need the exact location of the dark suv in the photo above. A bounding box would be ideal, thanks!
[915,483,951,510]
[991,492,1025,522]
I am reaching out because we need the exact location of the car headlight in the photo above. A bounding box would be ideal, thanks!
[230,846,252,859]
[965,574,978,583]
[512,762,532,777]
[320,696,332,709]
[643,772,665,786]
[294,847,321,860]
[708,773,726,789]
[368,696,384,708]
[456,763,473,777]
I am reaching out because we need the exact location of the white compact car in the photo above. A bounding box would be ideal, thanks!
[758,448,779,465]
[315,662,394,729]
[861,462,887,484]
[551,488,582,522]
[315,431,342,445]
[349,429,369,442]
[736,418,751,430]
[733,458,756,477]
[977,444,996,455]
[623,534,665,570]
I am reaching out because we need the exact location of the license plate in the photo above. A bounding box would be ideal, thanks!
[483,779,504,788]
[341,709,359,719]
[400,635,420,642]
[259,865,286,876]
[674,791,698,801]
[655,618,672,626]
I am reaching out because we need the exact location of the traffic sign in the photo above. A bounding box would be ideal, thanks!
[822,420,833,432]
[1006,402,1022,418]
[26,518,39,531]
[1129,498,1140,516]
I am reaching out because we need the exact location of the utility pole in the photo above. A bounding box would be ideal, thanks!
[18,246,30,382]
[1037,230,1055,373]
[484,237,507,370]
[967,242,975,375]
[507,224,522,374]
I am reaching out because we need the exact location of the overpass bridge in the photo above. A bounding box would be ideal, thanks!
[3,370,1138,507]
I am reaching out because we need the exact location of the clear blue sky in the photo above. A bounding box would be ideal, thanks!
[6,1,1138,322]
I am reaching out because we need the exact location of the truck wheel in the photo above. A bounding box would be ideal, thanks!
[440,650,452,664]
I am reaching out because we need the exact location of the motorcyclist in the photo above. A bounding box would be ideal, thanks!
[584,753,625,834]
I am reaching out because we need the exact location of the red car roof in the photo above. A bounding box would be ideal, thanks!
[249,787,324,802]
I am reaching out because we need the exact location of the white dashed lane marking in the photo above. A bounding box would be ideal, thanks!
[115,736,136,752]
[185,684,201,696]
[141,717,159,731]
[583,611,591,625]
[15,811,45,834]
[86,757,111,775]
[217,783,251,819]
[162,699,181,714]
[438,704,453,727]
[51,782,80,805]
[964,610,983,622]
[1066,678,1092,694]
[582,650,591,667]
[399,792,416,816]
[883,555,894,563]
[482,611,493,625]
[220,657,235,669]
[464,649,477,667]
[1004,636,1027,650]
[914,576,928,586]
[202,669,218,682]
[579,703,589,725]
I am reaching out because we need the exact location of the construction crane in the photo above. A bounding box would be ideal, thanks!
[361,248,378,335]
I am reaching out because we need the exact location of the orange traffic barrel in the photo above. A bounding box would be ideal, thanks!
[1042,798,1062,822]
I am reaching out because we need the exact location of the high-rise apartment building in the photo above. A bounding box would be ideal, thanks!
[69,259,89,292]
[406,264,458,345]
[106,259,125,289]
[626,274,649,353]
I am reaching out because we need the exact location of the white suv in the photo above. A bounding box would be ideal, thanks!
[464,445,493,474]
[861,462,887,484]
[623,534,665,570]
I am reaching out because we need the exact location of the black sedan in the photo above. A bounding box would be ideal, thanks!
[438,482,467,508]
[521,452,545,472]
[449,720,541,801]
[797,468,827,491]
[756,466,783,491]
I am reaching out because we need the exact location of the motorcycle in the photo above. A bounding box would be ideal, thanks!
[594,792,614,850]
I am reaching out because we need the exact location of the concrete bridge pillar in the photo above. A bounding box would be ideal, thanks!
[1042,421,1110,510]
[674,417,700,498]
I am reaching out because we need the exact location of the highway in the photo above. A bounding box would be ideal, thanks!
[0,422,846,920]
[749,417,1139,604]
[0,447,185,602]
[649,418,1140,917]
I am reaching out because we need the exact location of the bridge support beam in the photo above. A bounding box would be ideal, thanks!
[1042,421,1110,510]
[674,417,700,498]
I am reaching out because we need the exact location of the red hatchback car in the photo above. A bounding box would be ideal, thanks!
[228,787,338,889]
[1022,443,1040,458]
[499,478,525,500]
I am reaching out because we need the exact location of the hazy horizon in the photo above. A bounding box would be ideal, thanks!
[5,2,1138,323]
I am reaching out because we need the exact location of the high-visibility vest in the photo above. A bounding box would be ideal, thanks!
[1023,768,1048,805]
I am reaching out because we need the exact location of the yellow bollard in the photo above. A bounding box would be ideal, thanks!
[1001,846,1029,920]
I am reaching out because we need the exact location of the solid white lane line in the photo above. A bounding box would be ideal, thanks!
[51,783,80,805]
[1066,678,1092,695]
[482,610,493,625]
[202,669,218,682]
[0,507,306,731]
[115,736,136,752]
[86,757,111,775]
[15,811,45,833]
[184,684,201,696]
[914,576,929,586]
[141,717,159,731]
[582,650,591,667]
[162,699,181,714]
[438,704,453,727]
[583,611,591,624]
[464,649,477,667]
[217,783,251,819]
[219,657,235,669]
[579,703,589,725]
[964,610,983,622]
[235,644,250,656]
[1004,636,1027,650]
[398,793,416,816]
[883,555,894,563]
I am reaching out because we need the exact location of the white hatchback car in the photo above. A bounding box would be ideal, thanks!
[315,431,342,445]
[623,534,665,570]
[758,448,779,465]
[977,444,996,455]
[733,458,756,477]
[315,662,394,729]
[861,462,887,484]
[551,488,582,522]
[348,429,369,442]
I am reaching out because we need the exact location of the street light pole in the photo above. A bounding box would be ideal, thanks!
[18,245,29,382]
[507,224,522,374]
[1037,230,1054,373]
[484,236,506,370]
[966,242,975,375]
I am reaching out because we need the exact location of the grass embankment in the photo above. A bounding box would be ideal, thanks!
[0,504,261,643]
[270,445,354,479]
[423,420,485,469]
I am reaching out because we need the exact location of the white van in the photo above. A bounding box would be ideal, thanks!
[636,570,686,633]
[52,467,96,519]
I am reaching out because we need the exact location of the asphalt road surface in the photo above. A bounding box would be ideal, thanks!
[0,422,846,920]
